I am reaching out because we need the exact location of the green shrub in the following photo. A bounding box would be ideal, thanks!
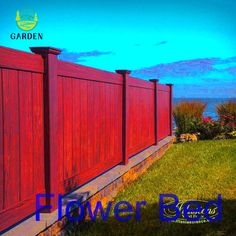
[191,116,224,140]
[173,101,206,136]
[217,101,236,131]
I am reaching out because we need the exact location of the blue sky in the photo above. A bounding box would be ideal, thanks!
[1,0,236,98]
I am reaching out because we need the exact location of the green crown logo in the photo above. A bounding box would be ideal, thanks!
[16,10,38,31]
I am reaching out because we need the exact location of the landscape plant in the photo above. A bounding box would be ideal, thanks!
[174,101,236,141]
[173,101,206,136]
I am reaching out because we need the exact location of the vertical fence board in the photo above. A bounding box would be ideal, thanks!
[93,83,100,165]
[117,86,123,161]
[99,84,105,164]
[107,84,112,162]
[63,78,73,181]
[19,71,34,200]
[87,81,93,169]
[80,80,89,172]
[32,72,44,193]
[104,84,109,163]
[57,77,64,190]
[2,69,20,209]
[72,80,81,176]
[114,86,118,161]
[0,69,3,211]
[111,85,116,162]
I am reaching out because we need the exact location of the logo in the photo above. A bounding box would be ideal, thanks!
[10,9,43,40]
[162,200,219,224]
[16,10,38,31]
[160,194,222,224]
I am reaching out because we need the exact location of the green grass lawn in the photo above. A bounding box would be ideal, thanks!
[72,140,236,236]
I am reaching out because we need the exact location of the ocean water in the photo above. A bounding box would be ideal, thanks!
[173,98,236,120]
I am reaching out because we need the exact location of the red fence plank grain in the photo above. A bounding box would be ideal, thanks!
[63,77,73,181]
[32,73,45,194]
[0,69,3,212]
[0,46,173,233]
[19,71,34,200]
[3,69,20,209]
[72,79,81,177]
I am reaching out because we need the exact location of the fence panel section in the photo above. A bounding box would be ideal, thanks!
[0,47,45,232]
[157,84,171,141]
[127,77,155,157]
[57,61,123,193]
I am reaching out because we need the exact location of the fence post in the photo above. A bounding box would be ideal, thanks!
[149,79,159,145]
[166,84,173,136]
[115,70,131,165]
[30,47,61,211]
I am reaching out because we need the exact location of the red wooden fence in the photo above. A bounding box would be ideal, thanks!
[0,46,173,232]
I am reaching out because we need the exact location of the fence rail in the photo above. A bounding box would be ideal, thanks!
[0,46,173,232]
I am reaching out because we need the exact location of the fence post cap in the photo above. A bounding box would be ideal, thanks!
[149,79,159,83]
[166,83,173,87]
[115,70,131,75]
[30,47,62,56]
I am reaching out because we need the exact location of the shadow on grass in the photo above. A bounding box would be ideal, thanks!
[68,198,236,236]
